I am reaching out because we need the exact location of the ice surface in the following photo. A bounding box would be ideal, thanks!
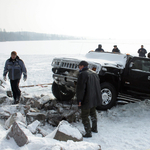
[27,120,40,133]
[46,127,58,139]
[0,40,150,150]
[58,120,82,139]
[38,95,51,104]
[5,112,26,129]
[1,101,149,150]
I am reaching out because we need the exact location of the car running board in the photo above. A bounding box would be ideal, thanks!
[117,94,141,103]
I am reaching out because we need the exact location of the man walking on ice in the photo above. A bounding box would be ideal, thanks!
[76,61,102,138]
[3,51,27,104]
[137,45,147,57]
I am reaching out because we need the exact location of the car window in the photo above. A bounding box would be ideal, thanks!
[131,59,150,72]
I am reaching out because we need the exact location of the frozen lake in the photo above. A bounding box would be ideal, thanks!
[0,40,150,150]
[1,39,150,55]
[1,39,150,91]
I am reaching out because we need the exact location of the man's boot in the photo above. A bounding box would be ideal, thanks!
[91,121,98,133]
[15,96,20,104]
[83,123,92,138]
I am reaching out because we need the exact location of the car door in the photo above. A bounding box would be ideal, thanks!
[123,57,150,93]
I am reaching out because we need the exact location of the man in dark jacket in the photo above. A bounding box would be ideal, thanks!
[95,44,104,52]
[76,61,102,138]
[112,45,120,53]
[138,45,147,57]
[147,52,150,58]
[3,51,27,104]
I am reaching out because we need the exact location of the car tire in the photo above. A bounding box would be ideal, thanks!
[52,82,75,101]
[97,82,117,110]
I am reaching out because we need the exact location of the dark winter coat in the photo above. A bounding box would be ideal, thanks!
[138,48,147,57]
[76,68,102,109]
[112,48,120,53]
[95,48,104,52]
[3,56,27,80]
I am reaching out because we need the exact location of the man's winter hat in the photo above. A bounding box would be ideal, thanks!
[114,45,117,47]
[79,61,88,67]
[11,51,17,55]
[98,44,102,47]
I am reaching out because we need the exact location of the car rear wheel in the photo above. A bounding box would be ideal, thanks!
[97,82,117,110]
[52,82,75,101]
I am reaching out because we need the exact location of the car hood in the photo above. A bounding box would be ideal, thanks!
[54,52,127,69]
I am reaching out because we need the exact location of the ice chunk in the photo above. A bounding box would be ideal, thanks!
[27,120,41,134]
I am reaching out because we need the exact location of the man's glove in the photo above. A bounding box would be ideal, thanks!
[23,75,27,82]
[3,76,6,81]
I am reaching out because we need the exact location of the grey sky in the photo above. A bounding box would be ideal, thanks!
[0,0,150,39]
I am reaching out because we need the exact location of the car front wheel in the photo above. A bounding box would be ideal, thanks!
[52,82,75,101]
[97,82,117,110]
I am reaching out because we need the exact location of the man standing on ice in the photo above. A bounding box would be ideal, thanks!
[76,61,102,138]
[3,51,27,104]
[138,45,147,57]
[147,52,150,58]
[112,45,120,53]
[95,44,104,52]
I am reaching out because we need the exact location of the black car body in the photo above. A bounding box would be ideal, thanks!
[51,51,150,110]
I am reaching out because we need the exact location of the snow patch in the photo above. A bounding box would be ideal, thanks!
[58,120,82,140]
[5,112,26,129]
[38,95,51,104]
[27,120,41,134]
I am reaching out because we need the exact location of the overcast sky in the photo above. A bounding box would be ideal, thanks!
[0,0,150,39]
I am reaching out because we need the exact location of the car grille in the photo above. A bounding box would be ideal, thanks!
[61,62,78,69]
[52,58,101,73]
[52,59,79,70]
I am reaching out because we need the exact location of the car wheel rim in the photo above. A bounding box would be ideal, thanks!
[101,88,112,105]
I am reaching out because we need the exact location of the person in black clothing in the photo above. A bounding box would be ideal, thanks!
[3,51,27,104]
[112,45,120,53]
[147,52,150,58]
[138,45,147,57]
[95,44,104,52]
[76,61,102,138]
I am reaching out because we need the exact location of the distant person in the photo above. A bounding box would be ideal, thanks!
[95,44,104,52]
[76,61,102,138]
[147,52,150,58]
[138,45,147,57]
[3,51,27,104]
[112,45,120,53]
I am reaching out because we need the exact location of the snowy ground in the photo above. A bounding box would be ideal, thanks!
[0,96,150,150]
[0,40,150,150]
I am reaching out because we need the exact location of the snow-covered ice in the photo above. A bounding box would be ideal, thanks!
[82,101,150,150]
[0,101,150,150]
[5,112,26,129]
[58,120,82,139]
[0,40,150,150]
[27,120,41,134]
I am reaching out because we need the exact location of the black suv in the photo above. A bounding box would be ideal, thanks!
[51,52,150,110]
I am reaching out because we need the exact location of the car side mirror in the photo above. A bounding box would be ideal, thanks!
[129,62,134,68]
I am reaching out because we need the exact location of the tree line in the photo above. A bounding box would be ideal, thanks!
[0,29,84,41]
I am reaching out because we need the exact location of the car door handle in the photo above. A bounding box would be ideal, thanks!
[148,76,150,80]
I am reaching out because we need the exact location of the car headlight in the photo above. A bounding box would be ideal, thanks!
[92,67,97,71]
